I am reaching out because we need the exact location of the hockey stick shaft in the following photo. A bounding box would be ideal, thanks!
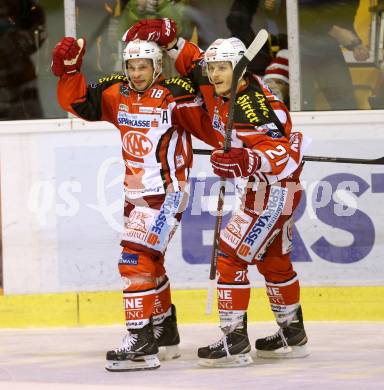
[302,155,384,164]
[206,29,269,315]
[193,149,384,165]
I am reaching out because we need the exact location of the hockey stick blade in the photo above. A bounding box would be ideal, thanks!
[230,29,269,87]
[244,29,269,62]
[192,149,384,165]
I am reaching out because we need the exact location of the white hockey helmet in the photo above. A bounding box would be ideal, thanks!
[122,39,163,90]
[204,37,246,70]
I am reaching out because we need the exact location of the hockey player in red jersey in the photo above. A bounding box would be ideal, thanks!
[125,18,310,367]
[51,32,219,371]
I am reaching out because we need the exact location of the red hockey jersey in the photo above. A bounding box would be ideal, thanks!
[58,72,219,198]
[168,38,308,184]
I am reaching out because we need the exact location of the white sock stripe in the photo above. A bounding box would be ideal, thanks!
[123,288,157,298]
[156,278,170,294]
[266,275,298,287]
[217,283,250,289]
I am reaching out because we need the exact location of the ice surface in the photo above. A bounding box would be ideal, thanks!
[1,322,383,390]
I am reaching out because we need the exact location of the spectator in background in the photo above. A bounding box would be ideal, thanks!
[0,0,46,120]
[94,0,194,77]
[226,0,287,75]
[299,0,369,110]
[117,0,193,40]
[263,49,290,108]
[369,62,384,109]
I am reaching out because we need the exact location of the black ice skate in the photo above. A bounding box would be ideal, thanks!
[198,314,253,367]
[154,304,181,360]
[105,323,160,371]
[255,306,309,359]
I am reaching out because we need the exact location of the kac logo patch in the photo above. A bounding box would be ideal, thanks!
[122,131,153,158]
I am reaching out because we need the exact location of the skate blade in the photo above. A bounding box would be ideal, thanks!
[256,345,310,359]
[199,353,253,368]
[105,354,161,371]
[159,345,181,361]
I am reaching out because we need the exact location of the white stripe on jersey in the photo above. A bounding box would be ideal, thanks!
[167,129,179,188]
[236,130,268,136]
[176,101,202,108]
[181,131,188,155]
[266,275,298,287]
[274,109,287,124]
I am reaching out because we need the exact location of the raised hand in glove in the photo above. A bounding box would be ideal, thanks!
[210,147,261,178]
[51,37,86,77]
[122,18,176,47]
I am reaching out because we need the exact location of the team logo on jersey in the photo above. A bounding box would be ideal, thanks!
[123,131,153,158]
[120,85,130,97]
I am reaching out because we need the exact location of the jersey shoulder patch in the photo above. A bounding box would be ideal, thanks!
[90,73,127,90]
[161,76,196,98]
[234,80,275,127]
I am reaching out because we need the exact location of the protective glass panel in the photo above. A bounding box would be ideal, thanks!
[74,1,290,86]
[298,0,383,111]
[0,0,65,120]
[75,0,201,81]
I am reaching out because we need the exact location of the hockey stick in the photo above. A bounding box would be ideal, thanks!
[205,29,269,315]
[193,149,384,165]
[302,155,384,164]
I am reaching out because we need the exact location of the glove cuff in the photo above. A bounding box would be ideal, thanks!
[247,148,261,176]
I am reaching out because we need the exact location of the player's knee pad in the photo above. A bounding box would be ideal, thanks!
[256,253,296,282]
[217,251,249,285]
[152,275,172,324]
[154,254,166,284]
[118,248,157,292]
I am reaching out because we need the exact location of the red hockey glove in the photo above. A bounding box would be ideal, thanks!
[51,37,86,77]
[210,147,261,178]
[122,18,176,47]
